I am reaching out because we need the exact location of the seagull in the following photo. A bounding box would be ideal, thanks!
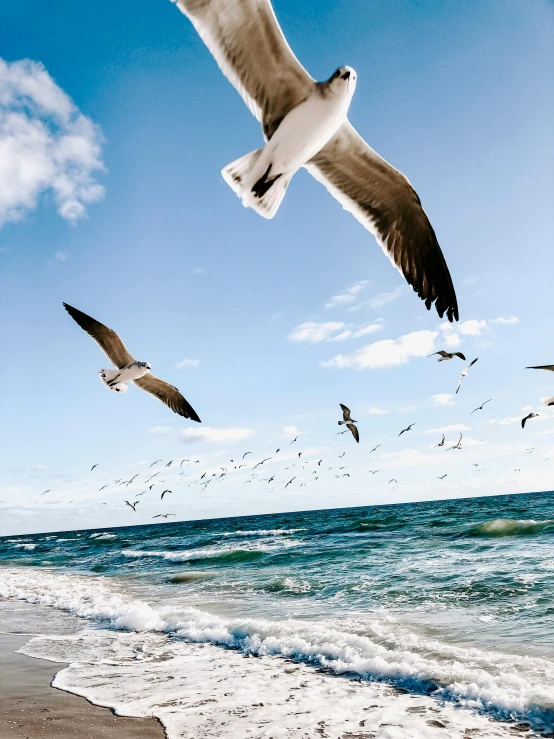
[165,460,173,468]
[153,513,176,519]
[456,358,478,394]
[284,477,296,488]
[172,0,458,321]
[136,491,146,496]
[99,485,108,491]
[150,460,162,467]
[470,399,492,414]
[90,464,98,471]
[370,445,381,454]
[298,452,302,458]
[434,434,446,448]
[336,430,348,435]
[437,474,447,479]
[63,303,201,420]
[522,413,539,429]
[317,460,322,466]
[242,452,252,458]
[427,351,466,362]
[338,403,359,443]
[447,433,463,451]
[41,490,50,495]
[290,436,299,445]
[161,490,172,499]
[338,452,346,458]
[253,457,272,469]
[342,473,350,477]
[124,500,139,511]
[368,470,379,474]
[388,479,397,484]
[399,423,416,436]
[275,448,280,453]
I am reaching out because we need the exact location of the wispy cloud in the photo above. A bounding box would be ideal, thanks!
[425,424,471,435]
[368,407,388,415]
[368,286,403,310]
[288,320,382,343]
[180,427,252,445]
[431,393,455,406]
[491,316,519,325]
[320,330,437,370]
[325,280,369,309]
[176,358,200,369]
[0,58,105,227]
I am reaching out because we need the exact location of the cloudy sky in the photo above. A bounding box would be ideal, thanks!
[1,0,553,536]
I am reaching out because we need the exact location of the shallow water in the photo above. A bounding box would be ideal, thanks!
[1,491,554,737]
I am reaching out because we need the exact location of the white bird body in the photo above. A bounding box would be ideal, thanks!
[100,362,151,393]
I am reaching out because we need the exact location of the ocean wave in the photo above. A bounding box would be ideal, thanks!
[468,518,554,537]
[1,567,553,730]
[89,533,117,540]
[221,528,306,537]
[121,540,299,564]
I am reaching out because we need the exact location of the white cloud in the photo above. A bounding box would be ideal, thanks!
[288,321,347,343]
[0,58,105,227]
[320,330,437,370]
[325,280,368,308]
[491,316,519,325]
[444,332,461,348]
[352,323,382,338]
[180,427,252,445]
[369,286,403,309]
[425,424,471,435]
[368,407,388,415]
[54,250,66,261]
[431,393,455,406]
[193,267,206,275]
[176,358,200,369]
[149,426,175,435]
[284,425,299,436]
[459,319,487,336]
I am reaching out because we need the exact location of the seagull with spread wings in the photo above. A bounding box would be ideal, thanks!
[456,358,479,394]
[172,0,458,321]
[447,433,463,451]
[470,399,492,414]
[338,403,359,443]
[522,413,539,429]
[399,423,416,436]
[434,434,445,448]
[63,303,201,421]
[428,351,466,362]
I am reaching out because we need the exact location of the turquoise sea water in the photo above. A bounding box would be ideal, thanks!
[1,491,554,734]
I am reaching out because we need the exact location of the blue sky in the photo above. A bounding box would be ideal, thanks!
[1,0,553,535]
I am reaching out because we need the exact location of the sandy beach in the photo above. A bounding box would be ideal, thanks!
[0,634,165,739]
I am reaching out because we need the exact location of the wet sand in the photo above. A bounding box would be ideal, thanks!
[0,634,166,739]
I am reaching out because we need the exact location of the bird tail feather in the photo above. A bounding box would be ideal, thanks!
[221,149,292,219]
[99,370,128,393]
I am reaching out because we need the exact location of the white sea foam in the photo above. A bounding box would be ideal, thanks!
[221,528,306,537]
[12,543,36,550]
[1,566,553,734]
[121,540,299,562]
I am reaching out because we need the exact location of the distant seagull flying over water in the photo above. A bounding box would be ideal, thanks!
[399,423,416,436]
[153,513,176,519]
[172,0,458,321]
[124,500,138,511]
[471,399,492,414]
[428,351,466,362]
[63,303,201,421]
[456,358,478,394]
[338,404,359,443]
[522,413,539,429]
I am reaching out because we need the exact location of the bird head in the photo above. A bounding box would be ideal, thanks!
[327,66,357,96]
[139,362,151,370]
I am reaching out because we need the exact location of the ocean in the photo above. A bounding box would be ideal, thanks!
[1,491,554,738]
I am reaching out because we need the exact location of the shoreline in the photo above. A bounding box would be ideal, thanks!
[0,633,166,739]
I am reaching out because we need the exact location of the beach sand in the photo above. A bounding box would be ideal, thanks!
[0,634,165,739]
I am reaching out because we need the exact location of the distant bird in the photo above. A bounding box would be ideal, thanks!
[447,433,463,451]
[200,473,206,480]
[267,476,275,483]
[472,463,480,467]
[242,452,252,458]
[338,403,359,443]
[180,459,190,467]
[470,399,492,415]
[124,500,138,511]
[368,470,379,474]
[317,460,322,466]
[285,477,296,488]
[399,423,416,436]
[153,513,176,519]
[275,448,281,453]
[388,479,397,484]
[336,430,348,435]
[434,434,445,448]
[438,474,447,479]
[342,473,350,477]
[514,468,521,472]
[90,464,98,471]
[150,460,162,467]
[290,436,299,445]
[172,0,458,320]
[165,460,173,468]
[298,452,302,458]
[428,351,466,362]
[99,485,108,491]
[456,358,478,394]
[145,473,159,483]
[370,445,381,454]
[148,484,155,490]
[522,413,539,429]
[41,490,50,495]
[63,303,201,420]
[160,490,173,499]
[253,457,272,469]
[338,452,346,458]
[136,491,146,496]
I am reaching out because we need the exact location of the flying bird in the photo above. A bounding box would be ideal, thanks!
[275,448,280,453]
[338,403,359,443]
[253,457,272,469]
[447,433,463,451]
[90,464,98,471]
[456,358,478,394]
[434,434,445,448]
[150,460,162,467]
[124,500,139,511]
[63,303,201,421]
[437,474,447,479]
[161,490,172,499]
[153,513,176,519]
[290,436,299,445]
[428,351,466,362]
[41,490,50,496]
[165,460,173,468]
[399,423,416,436]
[471,399,492,414]
[370,445,381,454]
[522,413,539,429]
[388,479,398,484]
[368,470,379,474]
[99,485,108,491]
[172,0,458,321]
[284,477,296,488]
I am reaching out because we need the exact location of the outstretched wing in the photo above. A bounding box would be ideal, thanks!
[173,0,314,140]
[63,303,135,368]
[133,373,201,421]
[527,365,554,371]
[346,423,359,443]
[306,122,458,321]
[454,352,466,360]
[340,403,351,421]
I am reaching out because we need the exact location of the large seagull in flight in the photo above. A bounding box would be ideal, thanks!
[63,303,201,421]
[171,0,458,321]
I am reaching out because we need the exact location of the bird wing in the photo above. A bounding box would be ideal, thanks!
[527,365,554,371]
[173,0,314,140]
[340,403,351,421]
[468,358,479,369]
[454,352,466,360]
[522,415,528,428]
[455,373,463,394]
[133,373,201,421]
[346,423,359,443]
[63,303,135,368]
[305,122,458,321]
